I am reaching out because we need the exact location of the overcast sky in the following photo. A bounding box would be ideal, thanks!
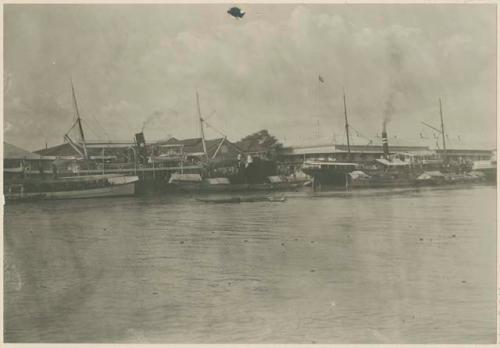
[4,4,497,151]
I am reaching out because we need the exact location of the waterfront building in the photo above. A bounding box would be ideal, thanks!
[4,142,53,180]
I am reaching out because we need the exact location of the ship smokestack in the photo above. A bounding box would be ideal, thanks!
[135,132,146,147]
[135,132,147,160]
[382,125,389,159]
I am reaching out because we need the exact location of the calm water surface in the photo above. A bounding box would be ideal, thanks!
[4,185,497,343]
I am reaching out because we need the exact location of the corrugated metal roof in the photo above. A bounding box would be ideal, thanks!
[281,145,336,155]
[35,143,80,157]
[4,142,43,160]
[158,137,241,159]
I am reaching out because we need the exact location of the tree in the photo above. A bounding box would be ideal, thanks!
[237,129,283,160]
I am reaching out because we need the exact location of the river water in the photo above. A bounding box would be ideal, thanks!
[4,185,497,343]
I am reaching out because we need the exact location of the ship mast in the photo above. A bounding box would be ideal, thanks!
[196,90,209,161]
[420,98,448,162]
[71,81,88,160]
[439,98,447,161]
[343,90,351,157]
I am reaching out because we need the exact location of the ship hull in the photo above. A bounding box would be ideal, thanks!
[302,167,353,186]
[476,168,496,182]
[6,181,136,201]
[168,182,300,193]
[5,175,138,201]
[348,178,416,189]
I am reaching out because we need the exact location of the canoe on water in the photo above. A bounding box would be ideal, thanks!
[196,195,287,204]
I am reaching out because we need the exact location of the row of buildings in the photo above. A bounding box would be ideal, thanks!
[5,128,495,181]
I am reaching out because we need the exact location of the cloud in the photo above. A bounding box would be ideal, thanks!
[4,4,496,150]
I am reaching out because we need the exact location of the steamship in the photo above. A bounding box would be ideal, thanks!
[302,127,412,188]
[5,82,140,201]
[167,92,302,193]
[347,99,486,188]
[347,126,418,188]
[301,91,359,187]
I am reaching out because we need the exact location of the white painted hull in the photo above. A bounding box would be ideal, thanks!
[6,182,136,201]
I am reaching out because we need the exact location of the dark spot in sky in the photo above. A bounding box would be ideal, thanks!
[227,7,245,19]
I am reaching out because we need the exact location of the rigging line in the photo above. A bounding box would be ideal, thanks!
[80,118,104,141]
[203,119,229,139]
[66,119,79,134]
[87,112,111,141]
[348,125,372,142]
[204,110,217,122]
[81,116,105,140]
[80,120,101,141]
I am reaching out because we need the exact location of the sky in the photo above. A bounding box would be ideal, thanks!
[3,4,497,151]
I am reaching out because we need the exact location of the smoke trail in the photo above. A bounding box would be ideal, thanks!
[382,38,405,131]
[141,109,179,132]
[383,92,395,131]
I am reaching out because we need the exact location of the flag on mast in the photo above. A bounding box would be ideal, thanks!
[318,75,324,83]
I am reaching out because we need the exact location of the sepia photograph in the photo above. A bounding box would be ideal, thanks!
[3,2,497,344]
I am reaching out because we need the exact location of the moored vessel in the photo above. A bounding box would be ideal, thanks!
[168,173,300,193]
[300,91,359,188]
[5,174,139,201]
[167,92,302,194]
[302,160,358,187]
[5,82,140,202]
[472,151,496,183]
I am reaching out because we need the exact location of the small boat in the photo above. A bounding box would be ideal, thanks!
[415,171,447,186]
[196,196,242,204]
[5,174,139,201]
[444,172,484,184]
[196,195,287,204]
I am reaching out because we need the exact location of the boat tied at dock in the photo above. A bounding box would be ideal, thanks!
[4,82,140,202]
[5,174,139,201]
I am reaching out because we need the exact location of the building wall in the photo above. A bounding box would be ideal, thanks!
[278,151,385,165]
[436,150,492,162]
[279,145,494,165]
